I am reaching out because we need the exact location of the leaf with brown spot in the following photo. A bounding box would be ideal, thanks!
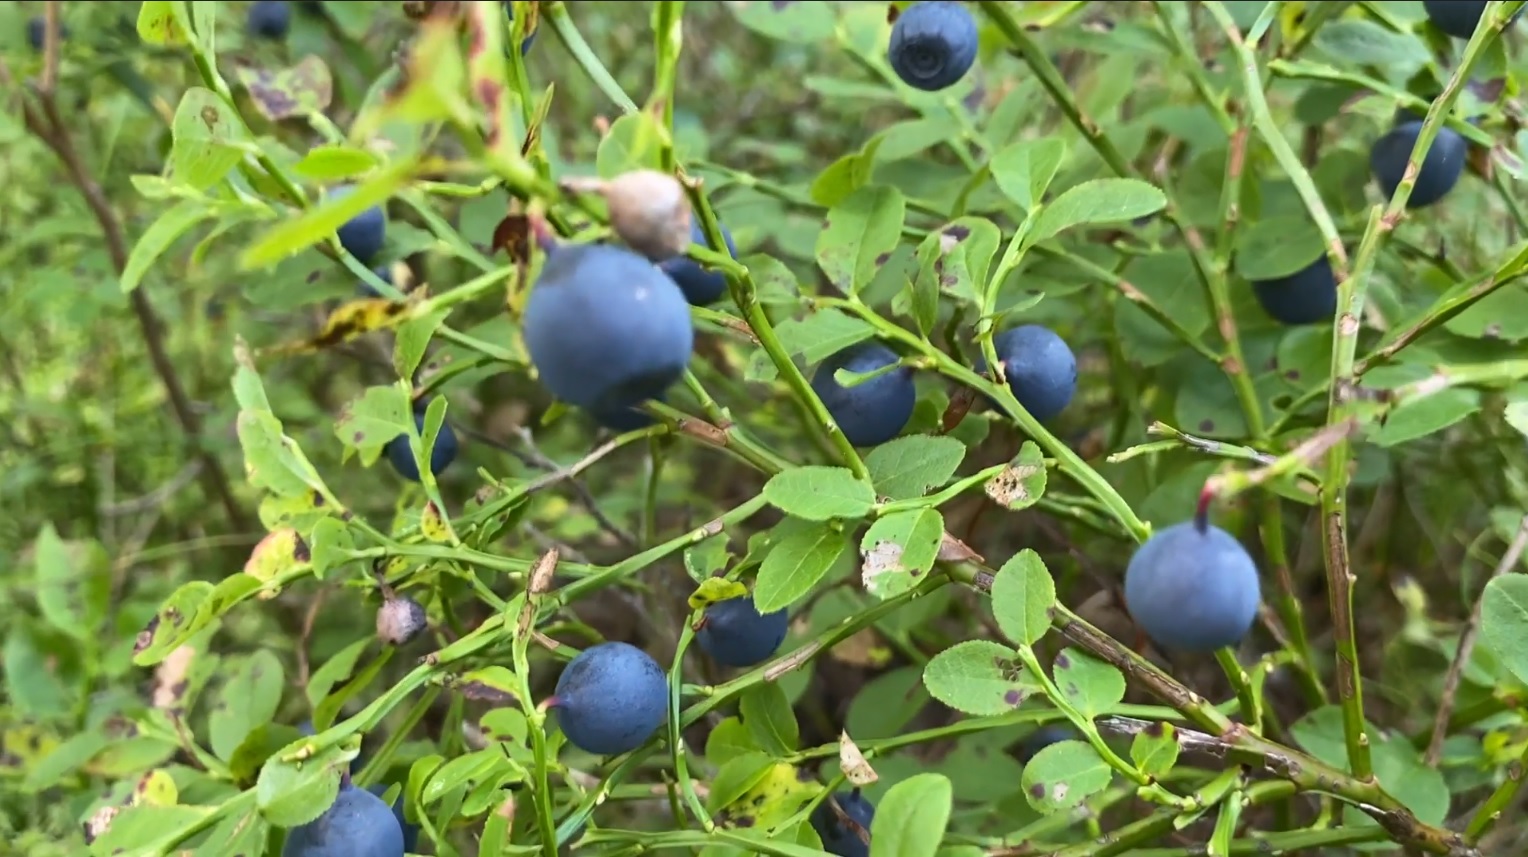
[260,292,426,358]
[984,441,1047,510]
[234,55,334,122]
[244,528,312,585]
[859,508,942,600]
[132,581,217,666]
[421,500,455,543]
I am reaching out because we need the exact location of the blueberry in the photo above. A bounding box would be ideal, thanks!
[248,0,292,40]
[810,342,915,447]
[978,324,1077,422]
[366,784,419,854]
[888,1,979,92]
[502,0,537,55]
[695,595,788,668]
[27,17,68,50]
[522,243,695,415]
[1250,254,1337,326]
[1018,725,1072,764]
[330,185,388,264]
[281,782,405,857]
[1123,521,1261,653]
[810,790,875,857]
[1421,0,1519,38]
[356,265,394,298]
[1369,120,1467,208]
[375,596,428,646]
[550,641,668,756]
[658,220,738,306]
[383,410,460,483]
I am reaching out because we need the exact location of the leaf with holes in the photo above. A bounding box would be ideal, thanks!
[860,508,943,599]
[985,441,1047,510]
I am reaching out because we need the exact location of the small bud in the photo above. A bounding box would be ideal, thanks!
[376,596,428,646]
[584,169,693,262]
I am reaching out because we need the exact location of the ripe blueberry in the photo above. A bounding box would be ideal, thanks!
[1123,521,1261,653]
[1421,0,1518,38]
[248,0,292,40]
[1250,254,1337,326]
[810,342,915,447]
[522,243,695,415]
[659,220,738,306]
[1018,725,1072,763]
[366,784,420,854]
[810,790,875,857]
[376,596,428,645]
[979,324,1078,422]
[330,185,388,264]
[695,595,788,668]
[1369,120,1467,208]
[383,410,460,482]
[888,1,979,92]
[550,641,668,756]
[587,399,657,432]
[281,781,405,857]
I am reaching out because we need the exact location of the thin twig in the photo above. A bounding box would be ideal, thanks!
[1426,515,1528,766]
[0,53,251,534]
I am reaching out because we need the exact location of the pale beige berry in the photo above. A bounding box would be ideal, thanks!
[599,169,693,262]
[376,596,428,645]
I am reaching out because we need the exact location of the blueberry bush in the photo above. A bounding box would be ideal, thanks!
[7,1,1528,856]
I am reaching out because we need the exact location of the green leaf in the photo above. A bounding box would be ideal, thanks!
[1233,216,1325,282]
[334,385,413,466]
[860,508,943,599]
[989,138,1067,212]
[762,466,876,521]
[1481,576,1528,688]
[815,185,906,295]
[910,218,1003,318]
[132,581,217,666]
[308,517,354,578]
[88,805,211,857]
[210,650,286,761]
[22,729,109,793]
[868,773,953,857]
[121,199,216,294]
[739,683,800,756]
[256,742,354,827]
[1052,648,1125,719]
[1312,19,1428,71]
[596,112,665,177]
[776,309,877,364]
[984,441,1047,510]
[705,752,776,813]
[1505,385,1528,439]
[990,549,1055,646]
[1020,740,1112,813]
[169,87,254,191]
[1373,388,1481,447]
[193,809,268,857]
[136,0,191,45]
[1130,722,1180,779]
[32,523,110,642]
[292,144,383,181]
[241,158,414,269]
[705,717,759,764]
[233,55,334,122]
[922,640,1036,716]
[754,517,853,613]
[811,136,886,208]
[729,0,836,42]
[864,435,967,500]
[394,306,452,379]
[1028,178,1166,245]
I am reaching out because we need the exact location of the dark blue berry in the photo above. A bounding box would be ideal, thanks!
[1018,725,1073,763]
[658,220,738,306]
[810,343,915,447]
[366,784,419,854]
[1124,521,1261,653]
[281,782,405,857]
[980,325,1077,422]
[1250,255,1337,326]
[888,1,979,92]
[248,0,292,40]
[551,642,668,756]
[695,596,788,668]
[330,185,388,264]
[383,410,460,483]
[1369,121,1467,208]
[810,790,875,857]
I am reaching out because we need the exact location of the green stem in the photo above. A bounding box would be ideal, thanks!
[543,2,639,114]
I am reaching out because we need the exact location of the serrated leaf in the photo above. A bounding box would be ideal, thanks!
[864,435,967,500]
[293,145,383,181]
[990,549,1055,646]
[860,508,943,599]
[706,717,758,764]
[705,752,776,813]
[395,306,451,378]
[922,640,1035,716]
[243,528,312,585]
[1373,388,1481,447]
[762,466,876,521]
[1052,648,1125,719]
[868,773,952,857]
[754,518,853,613]
[984,441,1047,509]
[1028,179,1166,245]
[815,185,906,295]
